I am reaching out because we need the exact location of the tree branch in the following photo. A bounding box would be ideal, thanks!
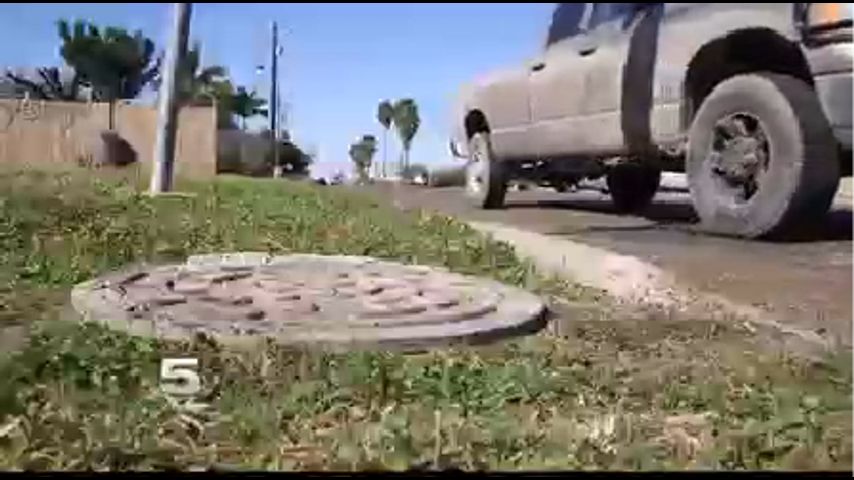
[4,72,49,99]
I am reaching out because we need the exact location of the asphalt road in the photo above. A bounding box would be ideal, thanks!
[373,181,852,348]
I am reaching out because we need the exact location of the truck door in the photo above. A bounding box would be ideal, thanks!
[580,3,663,155]
[477,67,536,161]
[528,3,595,159]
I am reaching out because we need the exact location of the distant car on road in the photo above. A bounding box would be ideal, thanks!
[330,172,346,185]
[401,164,430,186]
[450,3,852,239]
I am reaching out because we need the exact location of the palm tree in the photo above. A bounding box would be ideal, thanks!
[349,135,377,185]
[392,98,420,175]
[230,87,267,130]
[56,19,160,129]
[151,42,235,128]
[348,142,363,183]
[152,42,227,105]
[376,100,394,178]
[208,78,237,129]
[361,134,377,176]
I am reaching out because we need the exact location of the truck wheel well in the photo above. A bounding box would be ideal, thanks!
[464,110,490,139]
[683,28,814,130]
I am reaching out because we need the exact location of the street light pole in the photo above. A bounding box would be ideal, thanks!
[270,21,282,178]
[150,3,192,194]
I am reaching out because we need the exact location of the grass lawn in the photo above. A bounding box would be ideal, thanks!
[0,167,849,471]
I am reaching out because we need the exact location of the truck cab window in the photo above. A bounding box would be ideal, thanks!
[546,3,586,46]
[588,3,637,29]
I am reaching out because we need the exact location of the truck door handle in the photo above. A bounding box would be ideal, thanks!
[579,45,597,56]
[530,62,546,72]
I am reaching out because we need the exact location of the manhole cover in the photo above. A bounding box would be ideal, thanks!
[70,253,547,351]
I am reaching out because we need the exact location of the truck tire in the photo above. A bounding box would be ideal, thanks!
[606,163,661,213]
[465,132,507,209]
[687,72,839,239]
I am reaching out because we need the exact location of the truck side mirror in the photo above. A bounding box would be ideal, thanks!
[449,139,466,159]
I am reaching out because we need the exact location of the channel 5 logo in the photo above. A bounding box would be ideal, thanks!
[159,358,209,412]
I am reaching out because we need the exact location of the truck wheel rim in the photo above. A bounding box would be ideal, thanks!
[707,112,770,206]
[466,139,487,195]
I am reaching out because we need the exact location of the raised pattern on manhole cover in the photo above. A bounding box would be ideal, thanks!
[70,253,547,351]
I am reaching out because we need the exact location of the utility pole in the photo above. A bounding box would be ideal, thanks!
[270,21,282,178]
[150,3,192,195]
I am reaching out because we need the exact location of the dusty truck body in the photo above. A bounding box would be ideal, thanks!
[450,3,852,239]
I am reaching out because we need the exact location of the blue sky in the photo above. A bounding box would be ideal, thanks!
[0,3,554,178]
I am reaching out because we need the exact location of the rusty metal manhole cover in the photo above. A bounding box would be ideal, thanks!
[70,253,547,351]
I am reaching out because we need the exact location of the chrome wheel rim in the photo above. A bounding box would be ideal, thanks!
[466,139,487,196]
[708,112,770,206]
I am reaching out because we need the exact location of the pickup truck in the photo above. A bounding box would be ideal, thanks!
[449,3,852,239]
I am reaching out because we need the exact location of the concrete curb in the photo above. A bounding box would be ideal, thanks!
[468,220,835,353]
